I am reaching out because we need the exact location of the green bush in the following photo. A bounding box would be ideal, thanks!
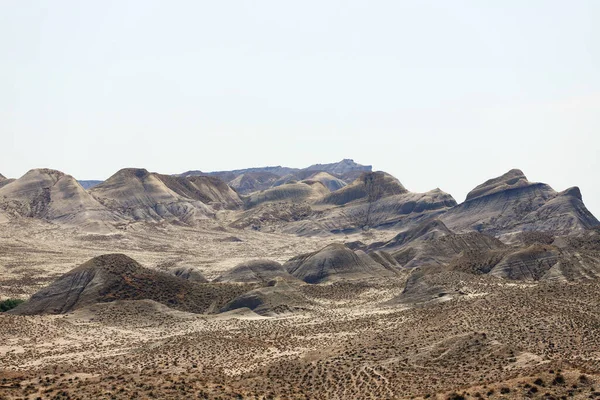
[0,298,24,312]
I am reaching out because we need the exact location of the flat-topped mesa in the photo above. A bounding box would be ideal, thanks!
[0,168,120,228]
[465,169,535,202]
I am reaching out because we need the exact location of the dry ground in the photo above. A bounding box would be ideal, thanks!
[1,217,600,399]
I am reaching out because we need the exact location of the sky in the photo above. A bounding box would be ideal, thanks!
[1,1,599,217]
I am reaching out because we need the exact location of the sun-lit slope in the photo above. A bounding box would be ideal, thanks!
[89,168,214,223]
[304,171,347,192]
[272,171,347,192]
[0,168,122,230]
[244,180,330,208]
[441,169,599,235]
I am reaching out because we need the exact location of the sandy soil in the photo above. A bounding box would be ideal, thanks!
[1,218,600,399]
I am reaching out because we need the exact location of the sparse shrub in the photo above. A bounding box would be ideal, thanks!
[0,298,24,312]
[553,374,566,386]
[534,378,545,386]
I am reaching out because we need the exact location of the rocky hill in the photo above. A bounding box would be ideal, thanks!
[214,259,298,283]
[177,159,371,195]
[89,168,216,223]
[10,254,252,315]
[0,169,122,230]
[284,243,398,283]
[441,169,599,236]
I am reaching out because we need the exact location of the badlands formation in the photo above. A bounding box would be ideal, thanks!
[1,159,600,399]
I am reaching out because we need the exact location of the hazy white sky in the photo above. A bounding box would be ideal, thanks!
[1,1,599,216]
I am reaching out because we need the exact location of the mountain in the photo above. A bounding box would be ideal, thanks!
[367,218,454,253]
[449,228,600,281]
[284,243,398,283]
[391,266,462,304]
[308,173,457,234]
[214,259,298,283]
[177,159,371,195]
[228,171,282,194]
[232,171,457,235]
[89,168,216,223]
[244,181,330,208]
[304,172,347,192]
[441,169,599,236]
[78,180,103,189]
[319,171,408,206]
[10,254,251,315]
[0,173,14,189]
[388,231,507,268]
[272,171,347,192]
[304,158,372,175]
[156,174,242,210]
[0,168,122,230]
